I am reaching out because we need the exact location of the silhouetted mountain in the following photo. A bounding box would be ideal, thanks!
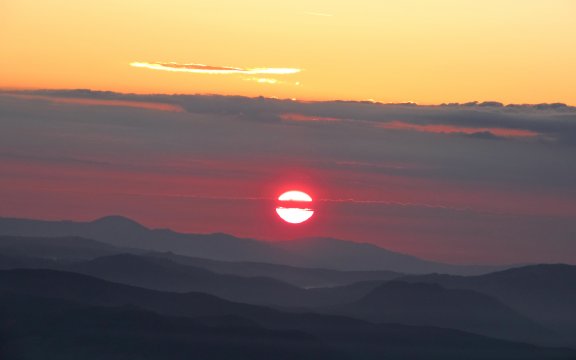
[0,216,511,275]
[399,264,576,343]
[1,270,574,360]
[0,234,403,289]
[0,252,58,269]
[0,215,279,261]
[91,215,149,231]
[149,251,403,287]
[0,235,139,260]
[330,281,555,345]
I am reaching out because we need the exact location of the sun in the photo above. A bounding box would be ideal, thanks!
[275,190,314,224]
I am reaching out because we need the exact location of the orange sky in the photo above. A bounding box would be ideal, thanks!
[1,0,575,104]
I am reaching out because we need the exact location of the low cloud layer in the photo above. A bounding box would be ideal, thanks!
[0,89,574,264]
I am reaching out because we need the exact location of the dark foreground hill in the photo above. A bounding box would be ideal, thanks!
[0,216,509,274]
[329,281,556,345]
[1,269,575,360]
[399,264,576,344]
[0,294,330,360]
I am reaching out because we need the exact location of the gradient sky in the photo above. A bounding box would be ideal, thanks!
[1,1,575,265]
[1,0,576,104]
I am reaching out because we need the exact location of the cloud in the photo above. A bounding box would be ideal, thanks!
[2,93,184,112]
[3,88,575,188]
[5,89,575,144]
[130,62,301,75]
[243,77,279,85]
[380,120,539,138]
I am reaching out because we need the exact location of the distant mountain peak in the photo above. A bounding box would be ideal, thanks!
[481,263,576,280]
[91,215,148,229]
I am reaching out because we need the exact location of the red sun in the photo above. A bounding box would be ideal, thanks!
[275,190,314,224]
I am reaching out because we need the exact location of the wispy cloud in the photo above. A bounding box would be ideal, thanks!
[130,62,301,75]
[380,120,539,138]
[3,94,183,112]
[244,77,279,85]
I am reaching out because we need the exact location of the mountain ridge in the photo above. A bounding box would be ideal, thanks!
[0,234,403,288]
[0,215,512,275]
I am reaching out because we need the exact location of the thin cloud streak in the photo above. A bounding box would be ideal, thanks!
[3,94,184,112]
[380,121,539,138]
[130,62,301,75]
[244,77,278,84]
[317,198,502,215]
